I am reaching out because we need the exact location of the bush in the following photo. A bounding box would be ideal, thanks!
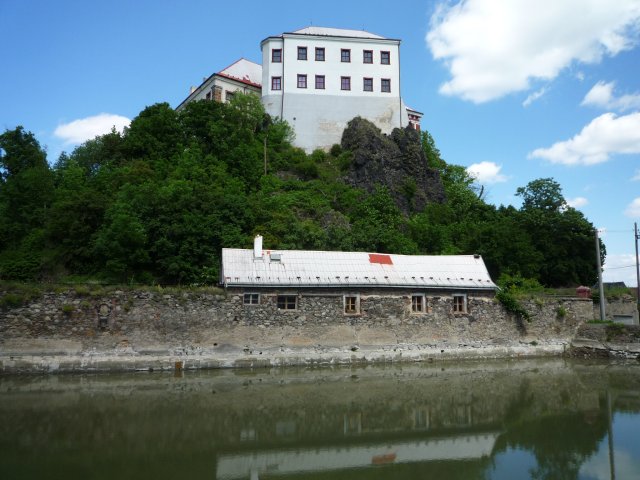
[496,290,530,322]
[0,293,24,309]
[330,144,342,157]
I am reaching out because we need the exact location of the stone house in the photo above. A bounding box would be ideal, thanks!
[220,236,498,323]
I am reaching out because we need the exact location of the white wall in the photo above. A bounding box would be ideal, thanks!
[261,34,404,151]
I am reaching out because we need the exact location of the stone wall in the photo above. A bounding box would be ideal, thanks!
[0,287,594,373]
[571,323,640,359]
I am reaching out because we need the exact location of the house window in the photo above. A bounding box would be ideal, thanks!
[205,91,211,100]
[271,76,282,91]
[381,51,390,64]
[244,293,260,305]
[272,49,282,63]
[363,50,373,64]
[315,75,325,89]
[297,74,307,89]
[341,49,351,62]
[381,78,391,93]
[344,295,360,314]
[315,47,325,61]
[412,294,426,313]
[298,46,307,60]
[213,86,222,102]
[277,295,297,310]
[453,294,467,313]
[363,77,373,92]
[225,91,235,102]
[341,76,351,91]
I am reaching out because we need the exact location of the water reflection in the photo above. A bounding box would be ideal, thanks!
[1,359,639,479]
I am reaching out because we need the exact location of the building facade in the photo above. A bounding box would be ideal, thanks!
[175,58,261,112]
[177,27,422,151]
[220,236,497,321]
[260,27,416,151]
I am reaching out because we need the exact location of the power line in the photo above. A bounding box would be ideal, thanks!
[604,264,637,270]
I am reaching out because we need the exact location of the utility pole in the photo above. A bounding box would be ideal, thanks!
[635,222,639,312]
[595,229,606,321]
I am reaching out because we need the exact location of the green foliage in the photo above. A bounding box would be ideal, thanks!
[0,110,603,287]
[0,293,24,309]
[556,306,567,318]
[496,290,531,322]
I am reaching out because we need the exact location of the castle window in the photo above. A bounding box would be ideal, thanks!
[315,47,325,61]
[244,293,260,305]
[205,91,211,100]
[315,75,325,90]
[297,74,307,89]
[341,76,351,91]
[363,50,373,64]
[381,78,391,93]
[344,295,360,314]
[271,76,282,91]
[272,49,282,63]
[453,294,467,313]
[381,51,390,65]
[277,295,297,310]
[363,77,373,92]
[341,49,351,63]
[225,91,235,102]
[298,46,308,60]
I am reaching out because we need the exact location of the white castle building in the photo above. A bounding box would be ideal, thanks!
[178,27,422,151]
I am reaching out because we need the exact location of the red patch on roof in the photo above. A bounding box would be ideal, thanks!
[369,254,393,265]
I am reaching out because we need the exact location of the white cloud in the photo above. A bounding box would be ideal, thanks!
[625,197,640,217]
[582,80,640,111]
[632,169,640,181]
[426,0,640,103]
[581,448,640,479]
[466,161,508,184]
[576,71,586,81]
[54,113,130,145]
[566,196,589,208]
[528,112,640,165]
[522,87,548,107]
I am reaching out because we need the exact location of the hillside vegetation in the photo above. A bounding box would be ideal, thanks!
[0,94,603,286]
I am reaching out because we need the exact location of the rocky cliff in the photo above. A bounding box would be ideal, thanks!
[341,117,446,214]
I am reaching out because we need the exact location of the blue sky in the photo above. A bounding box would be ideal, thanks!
[1,0,639,286]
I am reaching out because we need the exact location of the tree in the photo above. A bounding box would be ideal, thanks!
[516,178,567,212]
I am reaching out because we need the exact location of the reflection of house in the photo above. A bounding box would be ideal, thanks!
[175,59,261,111]
[177,27,423,151]
[216,432,500,479]
[220,236,497,320]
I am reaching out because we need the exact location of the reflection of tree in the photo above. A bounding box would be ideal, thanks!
[498,410,608,480]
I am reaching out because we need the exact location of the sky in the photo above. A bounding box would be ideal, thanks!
[1,0,639,287]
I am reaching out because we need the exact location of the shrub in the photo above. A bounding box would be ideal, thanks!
[0,293,24,309]
[496,290,530,322]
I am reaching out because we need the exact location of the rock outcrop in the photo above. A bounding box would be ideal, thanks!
[341,117,446,214]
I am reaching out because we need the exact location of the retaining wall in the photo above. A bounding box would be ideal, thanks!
[0,288,593,372]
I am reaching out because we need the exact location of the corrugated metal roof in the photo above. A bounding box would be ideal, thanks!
[221,249,497,290]
[291,26,386,39]
[218,58,262,87]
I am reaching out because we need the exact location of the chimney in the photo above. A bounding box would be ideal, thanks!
[254,235,263,259]
[189,86,196,94]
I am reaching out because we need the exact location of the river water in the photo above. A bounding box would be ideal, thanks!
[1,359,639,479]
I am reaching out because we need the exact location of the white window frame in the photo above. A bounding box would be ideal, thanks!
[243,293,260,305]
[452,294,467,313]
[411,294,426,314]
[343,294,360,315]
